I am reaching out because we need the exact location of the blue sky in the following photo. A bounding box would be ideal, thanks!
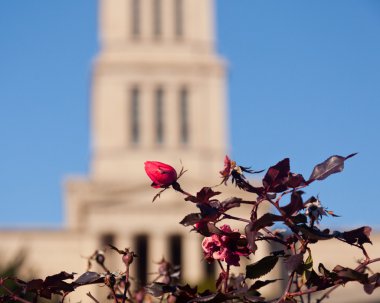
[0,1,379,230]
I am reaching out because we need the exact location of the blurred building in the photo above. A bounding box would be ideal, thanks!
[0,0,379,302]
[0,0,270,300]
[65,0,232,288]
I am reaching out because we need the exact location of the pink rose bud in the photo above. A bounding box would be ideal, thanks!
[122,252,134,266]
[144,161,178,188]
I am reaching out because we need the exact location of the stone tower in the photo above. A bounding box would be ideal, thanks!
[65,0,229,286]
[92,0,227,185]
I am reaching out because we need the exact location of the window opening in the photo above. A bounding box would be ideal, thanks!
[131,0,140,38]
[153,0,162,38]
[130,86,140,144]
[135,234,148,285]
[174,0,184,38]
[155,88,164,144]
[179,88,189,144]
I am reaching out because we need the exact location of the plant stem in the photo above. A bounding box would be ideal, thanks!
[87,292,101,303]
[217,260,225,272]
[122,266,130,303]
[224,264,230,294]
[276,272,295,303]
[0,284,32,303]
[172,182,194,199]
[222,213,250,223]
[268,198,307,250]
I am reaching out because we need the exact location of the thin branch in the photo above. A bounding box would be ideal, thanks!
[217,260,226,273]
[87,292,101,303]
[267,198,307,250]
[276,272,295,303]
[61,292,69,303]
[122,269,130,303]
[222,213,250,223]
[224,264,230,294]
[0,284,33,303]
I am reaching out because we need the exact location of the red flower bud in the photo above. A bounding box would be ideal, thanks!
[144,161,178,188]
[122,252,134,266]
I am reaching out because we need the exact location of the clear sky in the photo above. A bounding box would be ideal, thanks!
[0,1,379,230]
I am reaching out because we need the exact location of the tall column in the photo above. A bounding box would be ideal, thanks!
[182,234,203,283]
[148,232,168,281]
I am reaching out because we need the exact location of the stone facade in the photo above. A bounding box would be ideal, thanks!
[0,0,273,301]
[0,1,379,302]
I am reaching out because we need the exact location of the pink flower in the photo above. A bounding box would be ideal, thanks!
[144,161,178,188]
[220,155,232,184]
[201,224,250,266]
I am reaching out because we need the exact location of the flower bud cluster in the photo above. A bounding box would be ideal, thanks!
[201,224,250,266]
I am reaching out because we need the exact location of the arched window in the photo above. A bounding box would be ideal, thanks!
[130,86,140,144]
[174,0,184,38]
[153,0,162,38]
[179,88,189,144]
[131,0,140,38]
[155,88,164,144]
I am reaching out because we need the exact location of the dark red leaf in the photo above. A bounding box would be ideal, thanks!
[73,272,104,286]
[337,226,372,246]
[250,213,283,232]
[287,173,306,188]
[245,224,258,253]
[145,282,176,297]
[197,204,219,220]
[44,271,74,284]
[280,191,304,216]
[245,214,283,253]
[332,265,369,283]
[308,153,357,183]
[36,271,76,299]
[204,223,223,236]
[364,273,380,294]
[263,158,290,193]
[185,187,221,203]
[246,256,279,280]
[26,279,43,291]
[318,263,333,278]
[298,225,334,241]
[220,197,242,211]
[285,253,303,273]
[249,279,279,290]
[291,213,308,224]
[306,268,333,290]
[180,213,202,226]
